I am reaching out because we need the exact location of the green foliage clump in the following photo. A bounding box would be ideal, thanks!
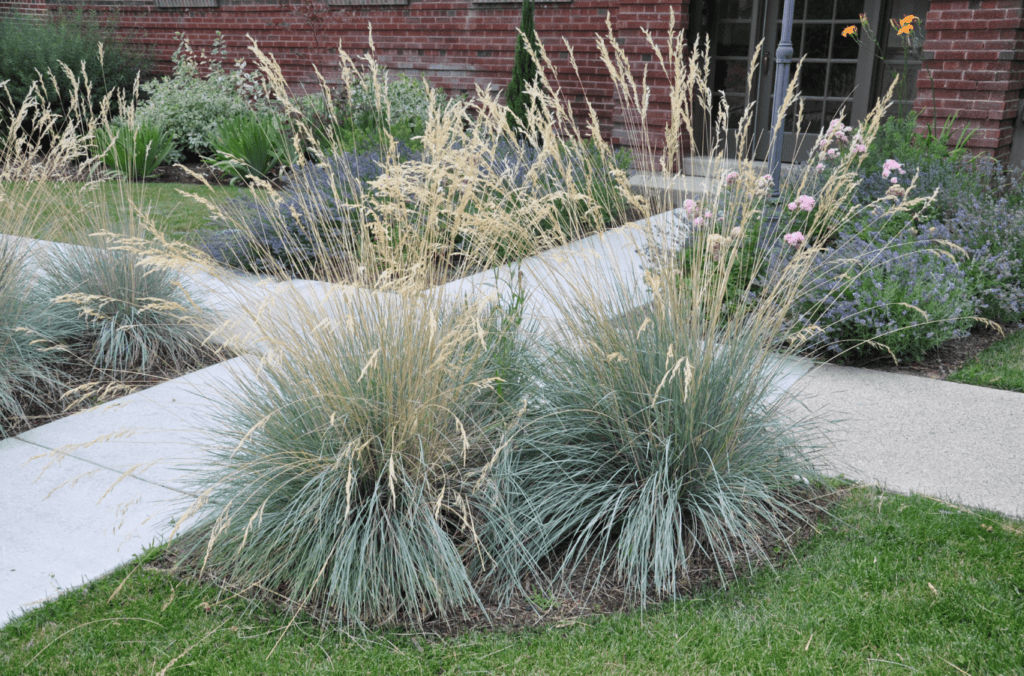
[505,0,539,133]
[136,32,271,162]
[0,9,150,136]
[206,111,294,184]
[92,119,175,180]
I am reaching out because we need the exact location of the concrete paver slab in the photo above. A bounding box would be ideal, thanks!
[16,358,251,492]
[1,437,183,622]
[794,364,1024,518]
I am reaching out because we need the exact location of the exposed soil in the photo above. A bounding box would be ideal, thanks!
[153,488,842,637]
[843,322,1024,381]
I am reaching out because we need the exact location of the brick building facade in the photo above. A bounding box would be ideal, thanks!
[2,0,1023,163]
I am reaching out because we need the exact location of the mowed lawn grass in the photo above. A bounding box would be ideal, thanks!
[16,180,243,244]
[948,326,1024,393]
[2,487,1022,675]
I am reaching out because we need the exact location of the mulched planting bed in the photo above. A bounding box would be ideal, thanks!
[842,321,1024,381]
[152,488,839,637]
[2,343,228,439]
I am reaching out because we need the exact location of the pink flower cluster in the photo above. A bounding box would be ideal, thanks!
[882,159,906,181]
[818,119,852,149]
[818,118,868,158]
[756,174,774,193]
[783,231,806,247]
[787,195,816,212]
[724,171,740,186]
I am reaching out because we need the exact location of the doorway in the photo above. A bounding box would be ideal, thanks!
[700,0,883,160]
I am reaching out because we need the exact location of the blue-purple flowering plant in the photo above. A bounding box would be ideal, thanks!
[786,225,974,363]
[938,197,1024,324]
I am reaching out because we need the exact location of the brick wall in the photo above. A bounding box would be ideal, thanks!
[9,0,690,159]
[13,1,1020,161]
[917,0,1024,160]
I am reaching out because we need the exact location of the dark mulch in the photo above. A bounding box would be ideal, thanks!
[147,162,232,186]
[154,488,841,638]
[2,344,229,439]
[847,322,1024,381]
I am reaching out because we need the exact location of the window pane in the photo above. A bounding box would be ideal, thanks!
[806,0,833,20]
[718,23,753,56]
[835,0,861,20]
[789,98,823,132]
[828,62,857,99]
[823,99,851,127]
[724,92,747,128]
[804,25,830,58]
[715,61,750,94]
[800,62,827,96]
[722,0,755,21]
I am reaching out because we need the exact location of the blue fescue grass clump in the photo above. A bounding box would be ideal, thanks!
[38,241,209,376]
[476,282,825,607]
[0,240,69,438]
[174,292,532,627]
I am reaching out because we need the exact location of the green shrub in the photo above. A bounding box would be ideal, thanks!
[346,69,449,152]
[174,293,529,627]
[39,241,209,376]
[860,112,979,217]
[0,8,150,136]
[206,112,293,184]
[93,119,174,180]
[136,32,270,162]
[0,239,69,438]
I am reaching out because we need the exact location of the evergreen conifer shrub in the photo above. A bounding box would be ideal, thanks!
[505,0,539,133]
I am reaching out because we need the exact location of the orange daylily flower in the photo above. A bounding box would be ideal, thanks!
[842,25,858,38]
[897,24,913,35]
[900,15,919,26]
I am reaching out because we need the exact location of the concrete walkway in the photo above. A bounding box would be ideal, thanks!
[3,213,1023,626]
[792,364,1023,518]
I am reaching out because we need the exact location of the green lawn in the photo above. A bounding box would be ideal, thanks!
[10,180,244,245]
[2,488,1022,675]
[947,326,1024,393]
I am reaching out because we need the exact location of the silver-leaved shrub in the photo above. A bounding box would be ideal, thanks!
[136,32,272,162]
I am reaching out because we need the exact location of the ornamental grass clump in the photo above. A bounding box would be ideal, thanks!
[195,35,633,289]
[0,103,87,436]
[173,291,531,627]
[38,238,210,377]
[0,239,69,438]
[476,278,825,606]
